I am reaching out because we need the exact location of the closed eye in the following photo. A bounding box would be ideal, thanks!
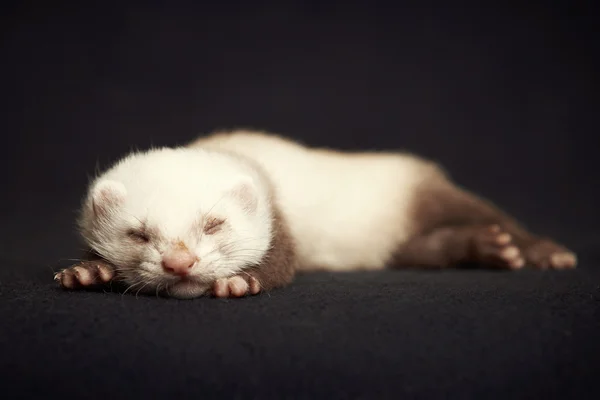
[127,229,150,243]
[204,217,225,235]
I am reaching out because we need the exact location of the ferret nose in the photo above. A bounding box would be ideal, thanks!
[162,249,197,276]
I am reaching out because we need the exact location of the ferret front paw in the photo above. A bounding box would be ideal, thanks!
[54,261,115,289]
[212,275,261,298]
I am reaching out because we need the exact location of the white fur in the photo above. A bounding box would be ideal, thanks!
[78,147,273,299]
[190,130,432,272]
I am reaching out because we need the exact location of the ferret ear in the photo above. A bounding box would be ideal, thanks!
[90,180,127,216]
[229,177,258,214]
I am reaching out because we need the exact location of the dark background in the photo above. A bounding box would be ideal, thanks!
[1,1,599,399]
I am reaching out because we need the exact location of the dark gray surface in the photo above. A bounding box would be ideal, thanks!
[1,265,600,399]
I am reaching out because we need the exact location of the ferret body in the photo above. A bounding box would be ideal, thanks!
[191,130,432,272]
[55,129,577,299]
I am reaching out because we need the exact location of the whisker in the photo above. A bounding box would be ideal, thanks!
[135,281,152,299]
[155,282,164,298]
[122,281,144,297]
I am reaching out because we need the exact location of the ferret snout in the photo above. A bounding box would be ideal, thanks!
[161,249,197,276]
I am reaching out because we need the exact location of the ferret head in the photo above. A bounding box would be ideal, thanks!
[78,147,273,299]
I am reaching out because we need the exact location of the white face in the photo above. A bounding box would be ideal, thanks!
[78,149,272,299]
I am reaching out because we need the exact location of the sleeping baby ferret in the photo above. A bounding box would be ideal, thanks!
[55,130,577,299]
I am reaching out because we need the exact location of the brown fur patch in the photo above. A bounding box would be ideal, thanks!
[243,203,298,291]
[406,171,535,244]
[391,158,576,269]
